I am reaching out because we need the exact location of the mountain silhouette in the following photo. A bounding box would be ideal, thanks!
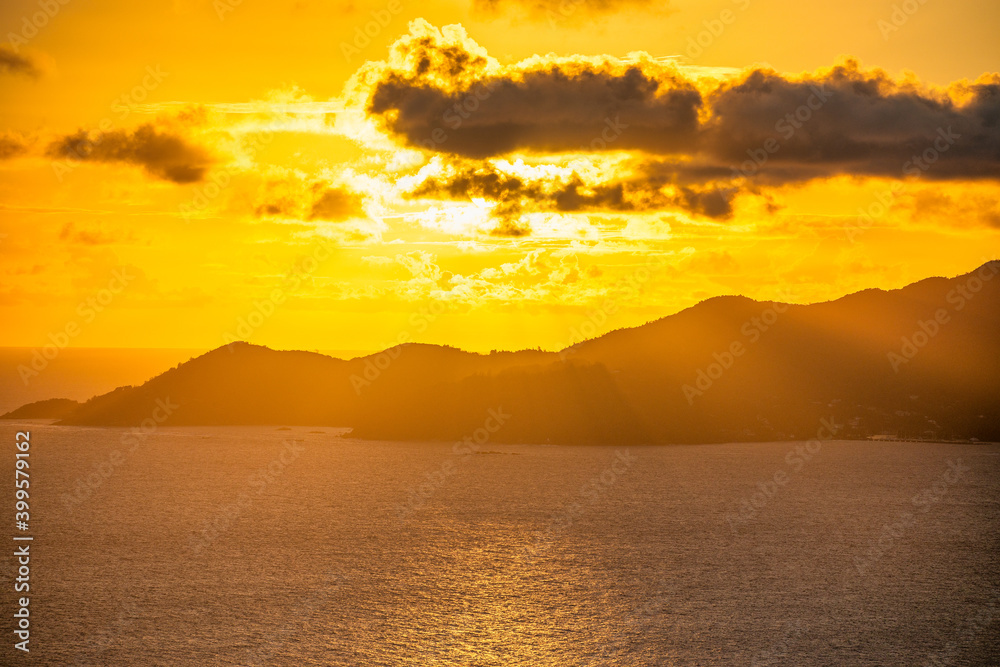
[35,262,1000,443]
[1,397,81,420]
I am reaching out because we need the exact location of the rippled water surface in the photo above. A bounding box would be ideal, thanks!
[3,423,999,665]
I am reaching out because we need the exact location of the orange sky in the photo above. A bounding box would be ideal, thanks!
[0,0,998,353]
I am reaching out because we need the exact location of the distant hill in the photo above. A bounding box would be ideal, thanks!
[1,398,82,420]
[30,262,1000,443]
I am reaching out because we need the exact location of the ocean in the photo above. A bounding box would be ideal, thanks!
[3,423,998,665]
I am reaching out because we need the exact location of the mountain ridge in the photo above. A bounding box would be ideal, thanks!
[6,262,997,443]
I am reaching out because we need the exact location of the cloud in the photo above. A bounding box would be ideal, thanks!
[358,245,671,309]
[0,45,41,78]
[0,131,33,160]
[490,218,532,237]
[363,22,701,159]
[406,160,736,220]
[309,186,365,221]
[701,64,1000,182]
[359,23,1000,184]
[58,223,134,245]
[676,186,736,219]
[472,0,671,22]
[254,179,366,221]
[47,123,215,183]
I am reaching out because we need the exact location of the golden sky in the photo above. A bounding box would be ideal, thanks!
[1,0,998,353]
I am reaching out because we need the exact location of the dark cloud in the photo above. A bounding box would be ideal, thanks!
[309,186,364,221]
[676,186,736,219]
[47,124,214,183]
[408,164,736,220]
[702,64,1000,182]
[489,218,531,237]
[255,181,365,221]
[411,166,532,201]
[0,131,32,160]
[553,180,628,211]
[368,66,702,159]
[363,28,1000,184]
[0,45,40,78]
[255,201,291,217]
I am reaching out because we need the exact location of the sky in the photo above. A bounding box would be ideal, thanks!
[0,0,998,353]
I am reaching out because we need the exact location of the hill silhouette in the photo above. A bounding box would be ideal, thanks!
[1,398,81,420]
[38,262,1000,443]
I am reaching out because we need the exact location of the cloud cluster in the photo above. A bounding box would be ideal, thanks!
[361,23,1000,185]
[373,247,595,306]
[407,160,736,220]
[47,123,215,183]
[0,131,33,160]
[0,45,40,78]
[701,65,1000,182]
[367,48,701,157]
[254,179,366,221]
[310,186,365,220]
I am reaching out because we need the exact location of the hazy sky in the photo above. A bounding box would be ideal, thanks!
[1,0,998,352]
